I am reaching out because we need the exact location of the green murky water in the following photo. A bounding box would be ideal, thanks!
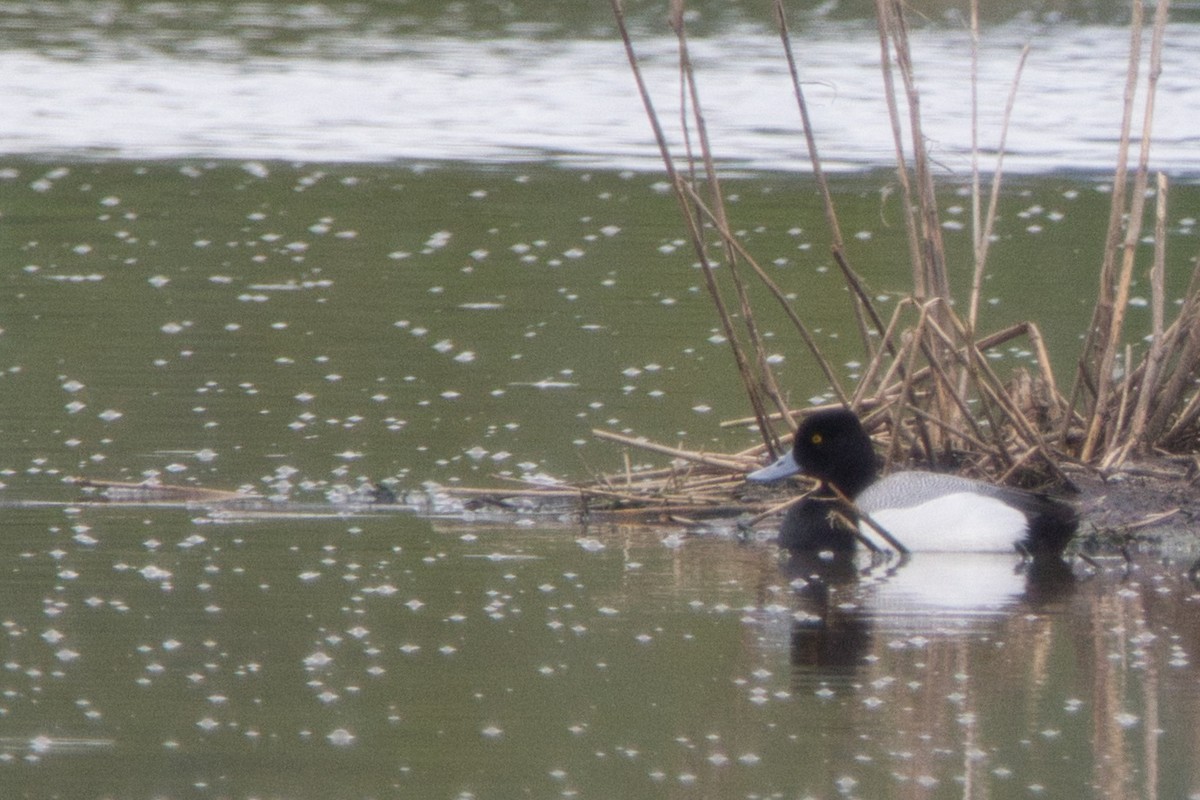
[3,504,1200,798]
[3,156,1199,800]
[3,2,1200,798]
[3,162,1196,493]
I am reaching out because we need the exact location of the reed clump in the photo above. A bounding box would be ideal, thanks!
[453,0,1196,528]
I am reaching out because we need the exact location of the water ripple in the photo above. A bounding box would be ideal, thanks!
[2,24,1199,172]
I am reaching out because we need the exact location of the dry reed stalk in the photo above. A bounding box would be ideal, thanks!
[677,181,849,410]
[823,483,910,555]
[1115,172,1170,464]
[827,301,1071,484]
[674,181,783,442]
[1019,321,1071,420]
[1072,0,1144,414]
[1073,0,1168,461]
[911,312,1001,459]
[967,29,1031,330]
[590,500,773,519]
[667,5,796,438]
[582,483,713,508]
[969,0,981,289]
[940,315,1073,482]
[674,474,750,492]
[874,0,972,448]
[1151,289,1200,446]
[881,304,935,467]
[873,0,927,300]
[904,403,994,455]
[591,428,758,472]
[924,322,1015,464]
[747,484,892,555]
[995,446,1044,485]
[746,494,807,527]
[851,303,925,418]
[612,0,793,452]
[831,247,901,361]
[1109,343,1136,462]
[609,1,675,185]
[875,0,951,309]
[1083,0,1169,462]
[773,0,884,361]
[850,301,912,408]
[860,321,1063,429]
[719,398,888,431]
[1163,381,1200,449]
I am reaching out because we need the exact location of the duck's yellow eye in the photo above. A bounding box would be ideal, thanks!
[811,433,823,445]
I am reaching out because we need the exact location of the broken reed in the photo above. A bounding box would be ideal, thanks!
[606,0,1196,496]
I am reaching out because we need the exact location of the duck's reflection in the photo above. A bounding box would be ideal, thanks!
[786,552,1077,675]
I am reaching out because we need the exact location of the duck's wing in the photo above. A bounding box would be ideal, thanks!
[856,471,1004,511]
[860,471,1074,515]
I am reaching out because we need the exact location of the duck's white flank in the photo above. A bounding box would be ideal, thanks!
[858,491,1028,552]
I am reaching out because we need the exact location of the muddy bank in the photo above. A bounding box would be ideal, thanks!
[1065,459,1200,554]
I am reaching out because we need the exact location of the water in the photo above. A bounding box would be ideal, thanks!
[3,161,1196,495]
[1,4,1199,171]
[6,165,1199,798]
[3,505,1199,798]
[3,2,1200,798]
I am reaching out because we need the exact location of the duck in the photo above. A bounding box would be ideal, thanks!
[746,408,1078,557]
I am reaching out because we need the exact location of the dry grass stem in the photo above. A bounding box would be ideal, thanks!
[968,38,1031,329]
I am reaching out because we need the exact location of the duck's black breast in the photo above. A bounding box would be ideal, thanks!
[779,495,859,552]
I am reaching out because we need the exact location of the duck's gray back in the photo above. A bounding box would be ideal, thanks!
[857,470,1012,513]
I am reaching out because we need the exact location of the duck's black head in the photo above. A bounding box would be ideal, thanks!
[748,408,879,498]
[792,409,879,496]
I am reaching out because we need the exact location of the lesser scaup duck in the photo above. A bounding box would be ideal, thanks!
[747,408,1078,557]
